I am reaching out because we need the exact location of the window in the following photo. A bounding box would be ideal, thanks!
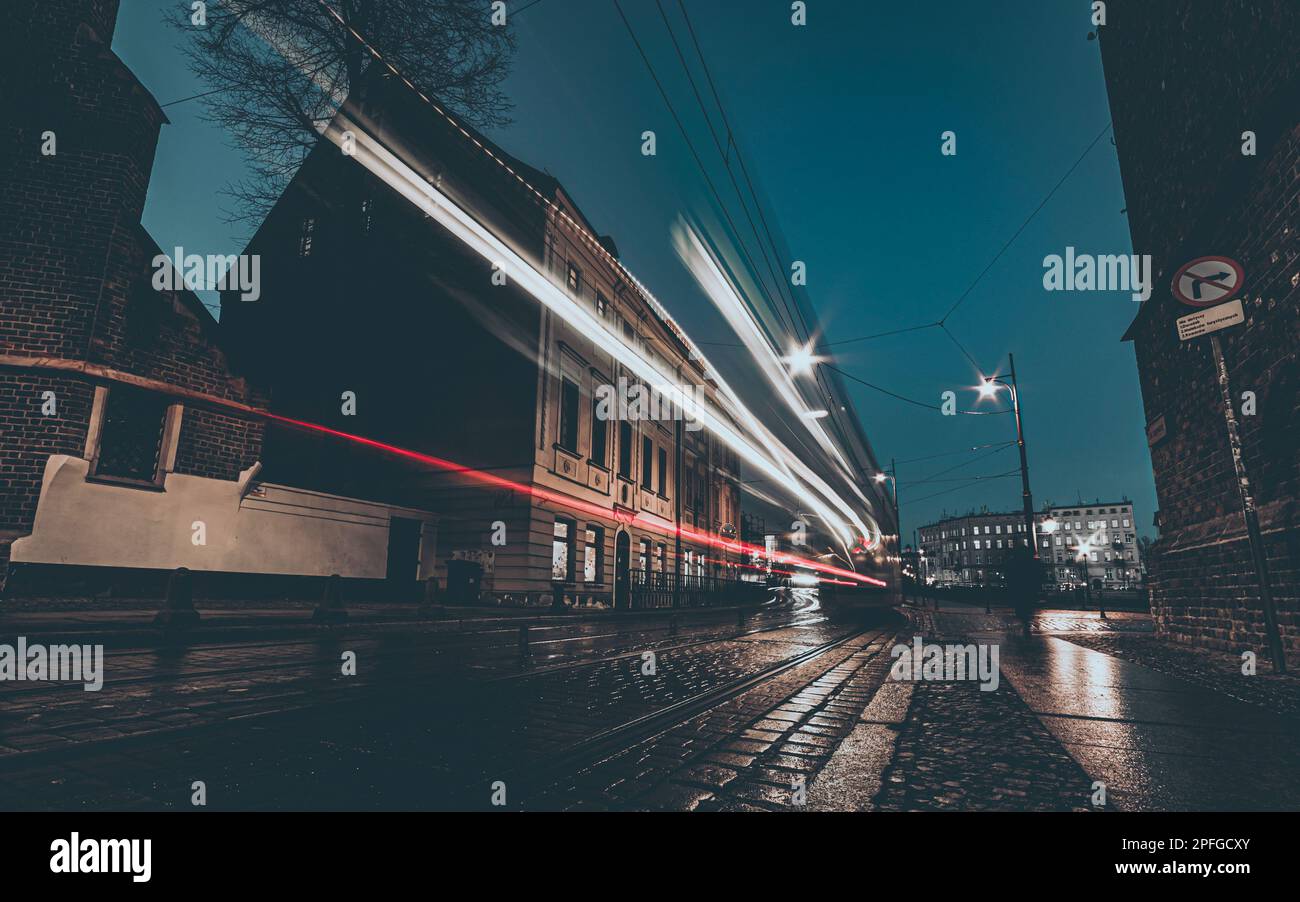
[552,518,574,581]
[559,378,580,452]
[93,386,173,483]
[1111,518,1119,528]
[618,422,633,478]
[1091,552,1099,562]
[657,446,668,495]
[590,392,607,465]
[655,543,666,574]
[973,540,981,550]
[639,538,651,573]
[298,217,315,256]
[567,262,581,293]
[1122,518,1130,528]
[641,436,653,489]
[595,291,608,318]
[583,525,603,583]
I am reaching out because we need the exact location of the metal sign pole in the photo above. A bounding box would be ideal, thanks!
[1209,333,1286,673]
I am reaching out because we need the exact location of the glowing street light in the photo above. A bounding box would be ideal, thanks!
[784,343,820,376]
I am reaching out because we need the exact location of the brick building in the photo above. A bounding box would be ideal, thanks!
[1,0,267,590]
[2,1,439,599]
[1100,2,1300,660]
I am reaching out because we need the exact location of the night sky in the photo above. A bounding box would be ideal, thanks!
[114,0,1156,544]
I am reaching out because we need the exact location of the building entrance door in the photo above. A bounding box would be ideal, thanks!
[614,532,631,609]
[385,517,422,602]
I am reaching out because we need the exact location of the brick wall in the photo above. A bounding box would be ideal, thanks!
[1101,2,1300,662]
[1,0,265,578]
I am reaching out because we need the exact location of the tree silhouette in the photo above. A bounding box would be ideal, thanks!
[171,0,515,223]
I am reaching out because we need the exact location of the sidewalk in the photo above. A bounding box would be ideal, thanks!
[998,635,1300,810]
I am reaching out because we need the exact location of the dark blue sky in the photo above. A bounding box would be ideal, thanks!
[115,0,1156,542]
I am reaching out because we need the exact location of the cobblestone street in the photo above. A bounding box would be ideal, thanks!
[3,598,1298,812]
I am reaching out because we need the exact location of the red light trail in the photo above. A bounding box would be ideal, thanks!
[265,413,887,587]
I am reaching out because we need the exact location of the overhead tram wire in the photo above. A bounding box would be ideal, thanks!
[612,0,803,344]
[664,0,854,435]
[823,362,1009,415]
[618,0,867,486]
[653,0,804,350]
[895,441,1015,465]
[903,470,1021,505]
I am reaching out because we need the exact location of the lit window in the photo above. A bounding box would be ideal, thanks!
[595,291,608,317]
[567,262,581,293]
[583,525,603,583]
[657,446,667,495]
[552,519,574,581]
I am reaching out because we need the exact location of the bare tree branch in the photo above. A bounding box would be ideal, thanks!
[169,0,515,224]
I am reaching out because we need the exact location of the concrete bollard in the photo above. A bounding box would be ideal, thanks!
[154,567,201,628]
[312,573,349,624]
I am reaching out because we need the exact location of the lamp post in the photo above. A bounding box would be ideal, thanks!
[875,463,903,603]
[978,354,1039,618]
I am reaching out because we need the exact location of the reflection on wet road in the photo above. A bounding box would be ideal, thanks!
[1001,636,1300,810]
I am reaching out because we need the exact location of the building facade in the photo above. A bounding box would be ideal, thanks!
[3,2,888,608]
[219,72,755,608]
[1101,2,1299,660]
[917,499,1143,590]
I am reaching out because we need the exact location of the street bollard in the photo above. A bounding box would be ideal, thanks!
[518,624,530,658]
[154,566,200,629]
[312,573,349,624]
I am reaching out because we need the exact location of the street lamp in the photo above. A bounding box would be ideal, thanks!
[784,343,820,377]
[974,354,1040,617]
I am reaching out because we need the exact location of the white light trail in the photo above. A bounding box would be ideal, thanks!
[323,112,877,551]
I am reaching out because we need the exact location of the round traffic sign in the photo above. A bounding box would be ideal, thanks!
[1170,256,1245,308]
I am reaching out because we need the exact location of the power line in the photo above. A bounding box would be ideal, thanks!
[902,469,1020,505]
[901,470,1020,488]
[894,441,1015,465]
[939,120,1113,324]
[823,362,1009,415]
[915,442,1015,483]
[817,120,1114,348]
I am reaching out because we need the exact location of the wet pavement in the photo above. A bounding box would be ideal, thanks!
[1,597,1297,811]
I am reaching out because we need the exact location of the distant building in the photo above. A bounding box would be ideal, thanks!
[1037,501,1142,591]
[1101,3,1299,660]
[917,499,1143,590]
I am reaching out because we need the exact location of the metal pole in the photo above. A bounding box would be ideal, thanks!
[1008,355,1036,554]
[1210,334,1286,673]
